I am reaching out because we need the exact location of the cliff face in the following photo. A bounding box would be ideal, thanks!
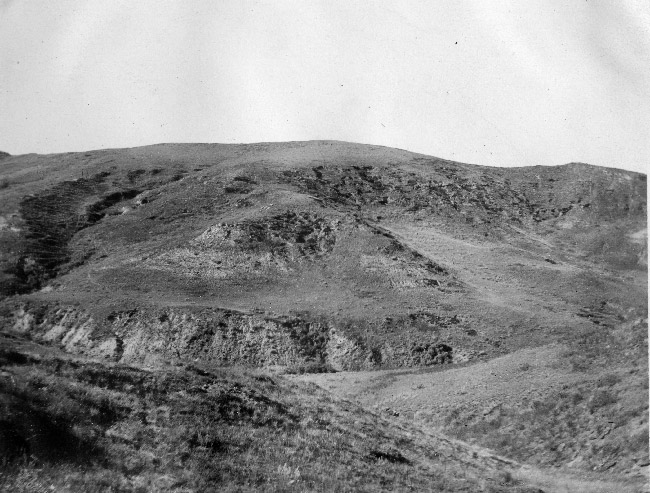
[5,302,455,371]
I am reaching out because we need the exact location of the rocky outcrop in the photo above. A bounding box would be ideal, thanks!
[5,303,455,371]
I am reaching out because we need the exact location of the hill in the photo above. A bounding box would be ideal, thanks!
[0,141,647,491]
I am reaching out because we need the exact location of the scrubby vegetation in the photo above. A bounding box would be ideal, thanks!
[0,337,539,493]
[435,315,649,474]
[440,376,648,472]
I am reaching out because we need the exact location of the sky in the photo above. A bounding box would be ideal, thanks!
[0,0,648,173]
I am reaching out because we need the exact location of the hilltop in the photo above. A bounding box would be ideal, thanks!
[0,141,647,491]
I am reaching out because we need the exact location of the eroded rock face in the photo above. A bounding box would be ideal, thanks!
[5,303,455,371]
[196,212,339,258]
[12,305,97,354]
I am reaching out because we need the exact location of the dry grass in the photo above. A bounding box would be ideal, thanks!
[0,337,545,492]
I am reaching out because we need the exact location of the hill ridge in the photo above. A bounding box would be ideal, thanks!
[1,141,645,176]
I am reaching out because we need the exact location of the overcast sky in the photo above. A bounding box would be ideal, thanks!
[1,1,648,173]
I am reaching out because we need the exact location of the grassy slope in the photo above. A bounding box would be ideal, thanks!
[0,334,544,493]
[294,330,649,475]
[0,141,647,490]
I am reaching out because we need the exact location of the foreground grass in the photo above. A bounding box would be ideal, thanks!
[0,336,541,493]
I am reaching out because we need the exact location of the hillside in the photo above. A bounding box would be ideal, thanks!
[3,333,549,492]
[0,141,647,491]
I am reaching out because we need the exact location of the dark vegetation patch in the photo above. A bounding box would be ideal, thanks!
[1,166,187,296]
[575,301,621,327]
[282,160,646,234]
[232,211,338,257]
[281,164,534,224]
[85,189,141,222]
[369,448,411,465]
[181,307,460,371]
[1,174,128,294]
[379,312,463,364]
[274,313,331,365]
[224,175,257,194]
[126,169,146,183]
[531,204,575,223]
[409,342,453,365]
[5,177,106,294]
[286,320,330,361]
[403,311,460,331]
[322,314,456,369]
[0,348,30,366]
[0,393,103,465]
